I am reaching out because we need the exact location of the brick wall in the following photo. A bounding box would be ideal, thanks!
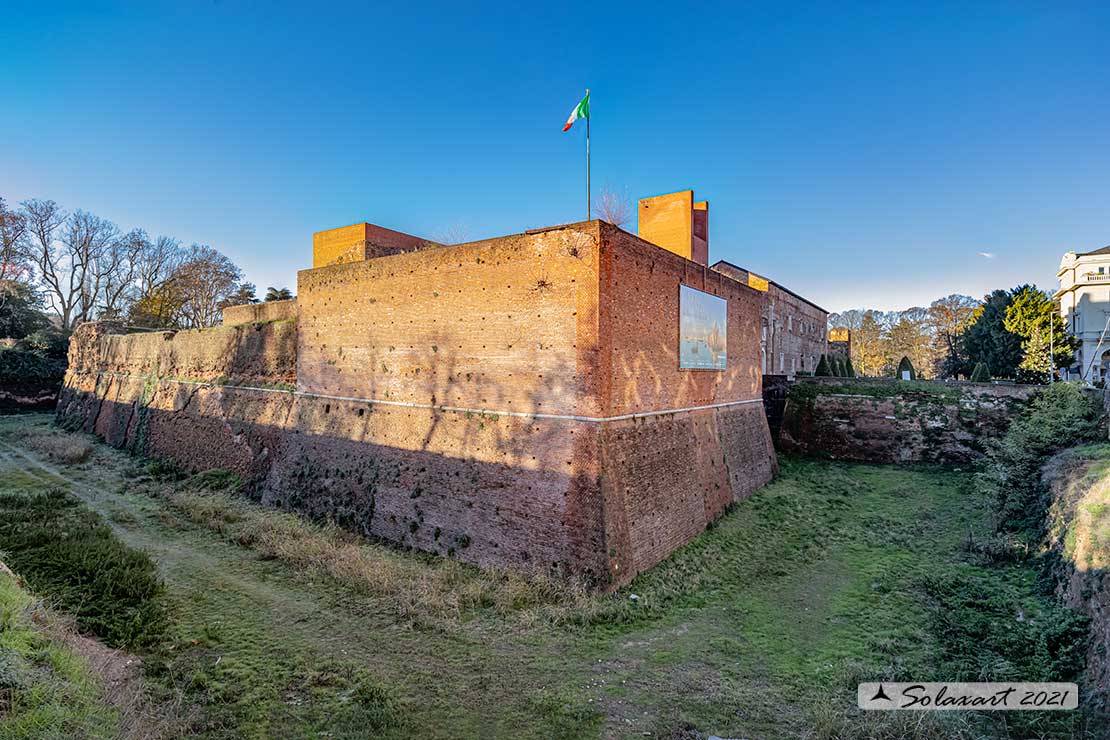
[68,321,297,387]
[222,299,298,326]
[58,220,778,588]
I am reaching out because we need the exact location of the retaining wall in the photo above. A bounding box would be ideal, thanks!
[779,377,1038,463]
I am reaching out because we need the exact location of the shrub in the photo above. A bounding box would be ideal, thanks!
[19,329,69,359]
[0,489,167,647]
[844,357,856,377]
[815,355,832,377]
[923,570,1089,682]
[969,362,990,382]
[896,356,916,380]
[0,349,65,386]
[979,382,1104,536]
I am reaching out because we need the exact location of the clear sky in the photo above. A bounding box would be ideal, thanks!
[3,1,1108,312]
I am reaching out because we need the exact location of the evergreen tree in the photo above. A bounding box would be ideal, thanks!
[1015,329,1052,384]
[962,289,1024,379]
[265,286,294,302]
[969,361,991,382]
[815,354,832,376]
[897,356,916,380]
[1003,285,1076,374]
[845,357,857,377]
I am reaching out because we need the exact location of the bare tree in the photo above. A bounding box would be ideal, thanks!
[0,197,29,283]
[94,228,146,320]
[592,186,632,228]
[21,199,78,328]
[172,244,244,328]
[64,210,121,326]
[135,235,183,300]
[430,224,471,246]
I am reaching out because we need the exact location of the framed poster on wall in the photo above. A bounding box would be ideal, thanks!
[679,285,727,370]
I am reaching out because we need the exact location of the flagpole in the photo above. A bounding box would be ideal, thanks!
[586,88,591,221]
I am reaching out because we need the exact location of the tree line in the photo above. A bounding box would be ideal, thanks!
[0,195,293,349]
[829,285,1075,383]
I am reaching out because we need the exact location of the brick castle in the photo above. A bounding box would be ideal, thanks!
[58,190,825,588]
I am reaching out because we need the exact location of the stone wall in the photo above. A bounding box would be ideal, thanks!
[779,377,1037,463]
[58,220,777,588]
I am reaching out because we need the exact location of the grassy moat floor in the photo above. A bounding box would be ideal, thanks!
[0,414,1093,739]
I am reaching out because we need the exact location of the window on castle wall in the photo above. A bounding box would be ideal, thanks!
[779,353,784,371]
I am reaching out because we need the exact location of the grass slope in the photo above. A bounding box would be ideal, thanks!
[0,415,1094,738]
[0,569,120,739]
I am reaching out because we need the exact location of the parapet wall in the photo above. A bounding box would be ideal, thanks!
[67,320,297,387]
[222,299,298,326]
[779,378,1037,463]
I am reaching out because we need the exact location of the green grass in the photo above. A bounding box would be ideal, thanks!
[0,416,1098,738]
[0,571,120,739]
[0,489,167,648]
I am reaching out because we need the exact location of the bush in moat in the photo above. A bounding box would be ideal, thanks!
[978,382,1103,537]
[0,348,65,386]
[814,355,832,377]
[0,488,167,647]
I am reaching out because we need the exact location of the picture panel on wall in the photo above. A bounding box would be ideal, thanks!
[679,285,727,370]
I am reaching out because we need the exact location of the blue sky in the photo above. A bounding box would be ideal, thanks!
[3,1,1108,312]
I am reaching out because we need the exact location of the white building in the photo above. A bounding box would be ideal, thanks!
[1056,246,1110,381]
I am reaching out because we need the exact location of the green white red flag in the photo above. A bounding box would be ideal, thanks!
[562,92,590,131]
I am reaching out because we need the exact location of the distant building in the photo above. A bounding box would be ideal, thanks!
[708,261,828,376]
[1056,246,1110,381]
[828,327,851,364]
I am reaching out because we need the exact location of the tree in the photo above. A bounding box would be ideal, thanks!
[854,311,888,376]
[224,283,258,307]
[962,289,1024,379]
[172,245,245,328]
[886,310,933,379]
[815,354,832,376]
[897,356,916,380]
[0,197,29,284]
[0,281,49,338]
[1003,285,1076,377]
[593,186,632,228]
[128,285,181,329]
[970,362,991,382]
[927,294,978,377]
[845,357,856,377]
[264,286,294,302]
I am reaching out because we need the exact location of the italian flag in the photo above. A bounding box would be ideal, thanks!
[562,91,590,131]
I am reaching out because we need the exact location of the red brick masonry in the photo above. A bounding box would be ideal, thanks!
[58,222,777,588]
